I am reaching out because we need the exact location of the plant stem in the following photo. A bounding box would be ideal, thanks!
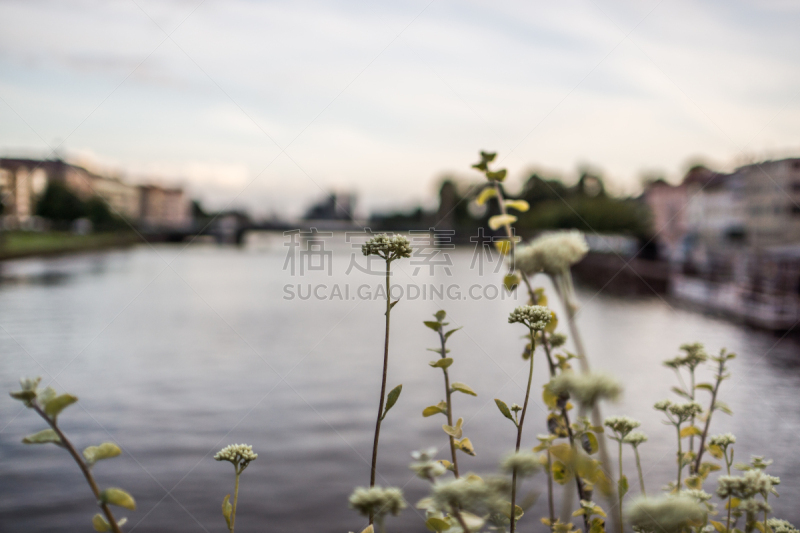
[369,261,393,523]
[231,470,240,533]
[452,506,472,533]
[558,281,618,533]
[689,368,696,469]
[546,450,555,530]
[32,403,122,533]
[633,445,646,497]
[617,440,624,533]
[438,328,459,478]
[726,449,733,533]
[676,423,683,490]
[510,327,535,533]
[542,335,589,531]
[693,359,725,473]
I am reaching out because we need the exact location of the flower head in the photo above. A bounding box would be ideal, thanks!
[768,519,799,533]
[410,448,446,480]
[654,399,673,412]
[664,343,708,370]
[548,371,622,408]
[626,496,706,533]
[668,402,703,422]
[214,444,257,472]
[349,486,406,519]
[623,431,648,447]
[431,476,508,515]
[9,376,42,406]
[604,416,641,439]
[514,231,588,276]
[361,234,412,261]
[508,305,551,330]
[500,451,540,477]
[708,433,736,448]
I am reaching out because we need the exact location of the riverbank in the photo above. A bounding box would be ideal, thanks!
[0,231,141,261]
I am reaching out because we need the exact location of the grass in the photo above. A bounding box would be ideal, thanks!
[0,231,138,260]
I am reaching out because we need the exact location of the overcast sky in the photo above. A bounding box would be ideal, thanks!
[1,0,799,218]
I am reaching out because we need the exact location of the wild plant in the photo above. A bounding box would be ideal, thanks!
[422,309,474,477]
[9,377,134,533]
[349,233,412,529]
[214,443,257,533]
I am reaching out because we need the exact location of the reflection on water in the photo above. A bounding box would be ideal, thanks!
[2,235,800,532]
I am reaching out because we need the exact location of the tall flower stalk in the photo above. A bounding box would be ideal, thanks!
[215,444,257,533]
[503,305,551,533]
[361,233,412,523]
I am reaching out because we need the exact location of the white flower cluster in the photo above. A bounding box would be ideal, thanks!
[623,431,648,447]
[604,416,641,438]
[626,495,706,533]
[708,433,736,448]
[664,342,708,370]
[548,371,622,408]
[668,401,703,422]
[768,519,799,533]
[716,469,775,500]
[514,230,588,276]
[214,443,258,470]
[348,486,406,518]
[361,234,412,261]
[409,449,446,480]
[507,305,551,330]
[431,476,508,516]
[500,451,540,477]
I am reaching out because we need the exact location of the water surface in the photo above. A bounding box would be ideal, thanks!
[1,235,799,532]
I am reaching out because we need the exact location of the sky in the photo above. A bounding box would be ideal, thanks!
[1,0,800,218]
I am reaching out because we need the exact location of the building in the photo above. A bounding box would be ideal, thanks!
[0,157,191,231]
[642,178,688,262]
[738,158,800,248]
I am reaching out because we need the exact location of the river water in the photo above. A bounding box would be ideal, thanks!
[1,233,800,532]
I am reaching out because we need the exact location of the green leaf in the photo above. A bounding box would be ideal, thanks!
[92,514,111,532]
[424,320,441,332]
[505,200,529,212]
[44,394,78,418]
[545,311,558,334]
[451,382,477,396]
[100,488,136,511]
[488,214,516,230]
[381,385,402,420]
[486,169,507,182]
[707,444,724,459]
[426,348,450,355]
[434,310,446,321]
[475,187,497,206]
[455,437,476,456]
[425,517,450,532]
[83,443,122,465]
[501,501,524,520]
[443,327,462,340]
[618,475,629,499]
[422,401,447,417]
[552,461,569,485]
[10,390,37,403]
[495,399,514,423]
[429,358,453,369]
[22,429,62,446]
[443,417,464,439]
[388,300,399,312]
[714,401,733,415]
[582,432,599,455]
[710,520,727,533]
[670,386,691,400]
[695,383,714,392]
[680,425,703,438]
[503,273,520,291]
[222,494,232,530]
